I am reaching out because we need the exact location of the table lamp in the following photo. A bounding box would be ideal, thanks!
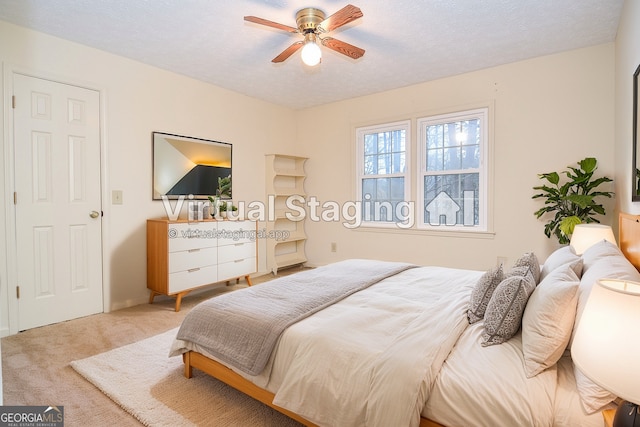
[570,224,616,255]
[572,279,640,427]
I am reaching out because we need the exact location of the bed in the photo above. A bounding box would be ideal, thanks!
[169,213,640,427]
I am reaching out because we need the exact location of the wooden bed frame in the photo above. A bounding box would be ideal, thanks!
[619,212,640,271]
[182,351,444,427]
[181,212,640,427]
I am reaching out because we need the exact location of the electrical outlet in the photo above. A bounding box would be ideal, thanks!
[112,190,123,205]
[331,242,337,252]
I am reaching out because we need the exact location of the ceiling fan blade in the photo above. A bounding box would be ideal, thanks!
[244,16,298,33]
[321,37,365,60]
[272,42,304,63]
[318,4,363,33]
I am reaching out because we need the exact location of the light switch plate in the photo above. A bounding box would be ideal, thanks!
[112,190,123,205]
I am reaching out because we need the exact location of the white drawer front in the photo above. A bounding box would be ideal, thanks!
[218,242,255,264]
[169,247,217,273]
[218,257,256,281]
[168,222,217,252]
[169,264,218,293]
[217,221,256,246]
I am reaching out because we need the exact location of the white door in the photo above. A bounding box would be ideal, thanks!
[13,73,103,331]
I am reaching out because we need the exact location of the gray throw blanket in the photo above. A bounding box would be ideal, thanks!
[175,259,416,375]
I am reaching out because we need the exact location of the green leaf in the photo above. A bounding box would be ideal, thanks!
[559,216,582,237]
[565,194,594,208]
[579,157,597,173]
[539,172,560,185]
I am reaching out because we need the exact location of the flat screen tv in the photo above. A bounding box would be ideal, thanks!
[152,132,232,200]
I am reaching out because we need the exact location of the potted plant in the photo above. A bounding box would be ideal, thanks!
[208,175,232,217]
[217,201,238,218]
[532,157,613,244]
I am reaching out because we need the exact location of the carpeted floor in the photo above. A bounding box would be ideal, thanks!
[1,268,306,427]
[70,328,301,427]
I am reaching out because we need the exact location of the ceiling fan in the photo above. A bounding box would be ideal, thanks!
[244,4,365,66]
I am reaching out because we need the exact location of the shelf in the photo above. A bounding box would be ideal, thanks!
[274,253,308,269]
[266,154,307,274]
[274,169,305,177]
[275,231,307,244]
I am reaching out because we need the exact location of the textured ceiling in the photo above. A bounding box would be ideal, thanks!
[0,0,623,110]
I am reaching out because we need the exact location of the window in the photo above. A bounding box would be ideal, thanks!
[356,121,410,226]
[417,108,488,231]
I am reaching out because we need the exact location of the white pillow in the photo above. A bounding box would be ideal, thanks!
[581,240,622,272]
[539,246,583,281]
[522,265,579,378]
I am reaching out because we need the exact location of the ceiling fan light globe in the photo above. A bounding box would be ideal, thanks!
[301,42,322,66]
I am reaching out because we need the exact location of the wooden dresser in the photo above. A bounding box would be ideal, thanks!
[147,218,257,311]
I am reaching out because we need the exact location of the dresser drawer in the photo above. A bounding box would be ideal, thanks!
[169,264,218,293]
[169,247,217,273]
[217,221,256,246]
[168,222,217,252]
[218,257,256,282]
[218,242,255,264]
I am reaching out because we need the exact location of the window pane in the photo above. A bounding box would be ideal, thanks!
[378,133,390,153]
[444,147,460,170]
[362,178,376,198]
[364,154,376,175]
[376,177,389,199]
[361,177,405,222]
[426,118,481,172]
[364,134,377,155]
[461,145,480,169]
[390,177,404,199]
[393,152,405,173]
[376,154,392,175]
[427,124,443,149]
[427,148,443,171]
[392,130,405,152]
[423,173,479,226]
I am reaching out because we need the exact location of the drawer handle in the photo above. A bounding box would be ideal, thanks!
[188,248,201,253]
[187,268,201,273]
[234,259,244,263]
[234,243,244,247]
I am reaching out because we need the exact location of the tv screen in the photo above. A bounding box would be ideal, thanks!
[152,132,232,200]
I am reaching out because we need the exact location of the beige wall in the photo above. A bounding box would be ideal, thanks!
[0,14,625,331]
[296,44,616,271]
[0,21,297,331]
[615,0,640,216]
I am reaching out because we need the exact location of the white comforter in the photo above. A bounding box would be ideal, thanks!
[268,266,480,427]
[171,262,607,427]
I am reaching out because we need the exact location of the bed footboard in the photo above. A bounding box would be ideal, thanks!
[182,350,445,427]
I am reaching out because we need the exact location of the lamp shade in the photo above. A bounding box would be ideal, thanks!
[569,224,616,255]
[571,279,640,405]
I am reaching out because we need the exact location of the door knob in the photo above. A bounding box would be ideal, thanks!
[89,211,100,219]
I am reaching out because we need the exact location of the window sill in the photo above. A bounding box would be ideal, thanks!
[354,224,495,239]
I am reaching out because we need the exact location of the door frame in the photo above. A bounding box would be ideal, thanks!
[1,64,112,336]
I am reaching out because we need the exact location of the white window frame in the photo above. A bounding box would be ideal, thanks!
[355,120,411,228]
[417,108,488,232]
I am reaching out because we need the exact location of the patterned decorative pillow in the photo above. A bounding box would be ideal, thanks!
[482,271,536,346]
[539,246,583,281]
[512,252,541,283]
[522,265,580,377]
[467,265,504,324]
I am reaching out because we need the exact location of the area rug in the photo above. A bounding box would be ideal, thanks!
[70,328,301,427]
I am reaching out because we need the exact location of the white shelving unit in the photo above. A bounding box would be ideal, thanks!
[265,154,308,274]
